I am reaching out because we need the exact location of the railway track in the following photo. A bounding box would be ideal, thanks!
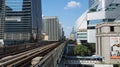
[0,42,60,67]
[0,41,56,59]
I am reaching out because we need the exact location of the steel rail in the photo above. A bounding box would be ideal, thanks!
[0,42,59,67]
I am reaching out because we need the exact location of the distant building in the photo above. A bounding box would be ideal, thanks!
[70,34,74,40]
[76,29,87,45]
[0,0,42,46]
[87,0,120,43]
[70,27,75,40]
[96,23,120,64]
[59,24,64,40]
[42,16,62,41]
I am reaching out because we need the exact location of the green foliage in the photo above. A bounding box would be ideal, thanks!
[114,64,120,67]
[74,45,92,56]
[84,43,95,55]
[119,64,120,67]
[68,40,75,44]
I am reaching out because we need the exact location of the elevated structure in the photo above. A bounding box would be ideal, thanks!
[0,42,65,67]
[64,56,102,67]
[32,42,66,67]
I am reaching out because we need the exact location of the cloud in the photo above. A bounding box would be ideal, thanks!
[64,1,80,9]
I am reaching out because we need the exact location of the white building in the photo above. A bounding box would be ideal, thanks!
[76,30,87,45]
[87,0,120,43]
[75,11,88,44]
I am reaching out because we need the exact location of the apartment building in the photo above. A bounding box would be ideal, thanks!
[42,16,61,41]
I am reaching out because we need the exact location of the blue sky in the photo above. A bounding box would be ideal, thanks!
[42,0,88,38]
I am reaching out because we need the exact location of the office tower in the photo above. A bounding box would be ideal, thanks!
[42,16,60,41]
[87,0,120,43]
[0,0,42,46]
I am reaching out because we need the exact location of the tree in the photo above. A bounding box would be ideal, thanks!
[74,45,91,56]
[84,43,95,55]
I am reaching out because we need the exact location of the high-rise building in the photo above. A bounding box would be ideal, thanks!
[87,0,120,43]
[42,16,60,41]
[0,0,42,46]
[59,24,64,40]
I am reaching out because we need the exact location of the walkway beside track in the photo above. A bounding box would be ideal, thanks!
[32,42,66,67]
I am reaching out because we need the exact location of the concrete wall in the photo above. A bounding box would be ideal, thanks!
[35,42,66,67]
[87,11,105,20]
[94,64,113,67]
[75,11,88,31]
[87,29,96,43]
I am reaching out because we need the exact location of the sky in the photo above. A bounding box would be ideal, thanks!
[42,0,88,38]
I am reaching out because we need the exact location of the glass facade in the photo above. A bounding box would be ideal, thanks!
[5,0,32,33]
[89,0,97,8]
[0,0,5,39]
[88,19,115,26]
[87,19,103,30]
[106,3,120,11]
[87,19,103,26]
[77,33,87,38]
[31,0,42,38]
[0,0,42,45]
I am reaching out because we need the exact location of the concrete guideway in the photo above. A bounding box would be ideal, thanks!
[0,42,60,67]
[33,42,66,67]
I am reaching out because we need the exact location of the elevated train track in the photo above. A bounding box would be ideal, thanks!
[0,41,57,59]
[0,42,61,67]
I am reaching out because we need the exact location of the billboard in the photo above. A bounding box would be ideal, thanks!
[110,37,120,59]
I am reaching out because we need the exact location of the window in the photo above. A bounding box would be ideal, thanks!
[110,26,114,32]
[88,19,103,25]
[87,26,95,29]
[106,4,120,11]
